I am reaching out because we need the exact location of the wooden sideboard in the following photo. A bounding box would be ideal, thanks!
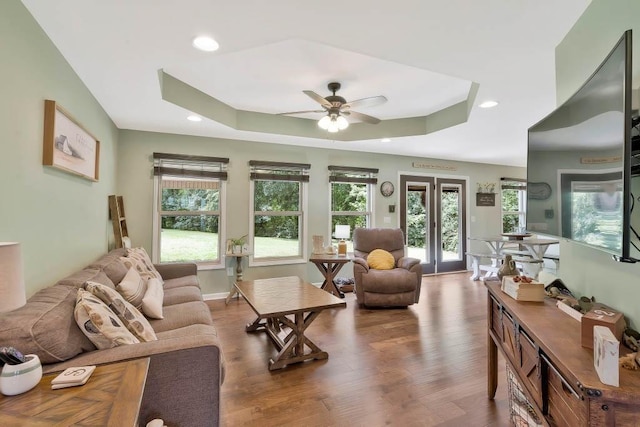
[485,281,640,426]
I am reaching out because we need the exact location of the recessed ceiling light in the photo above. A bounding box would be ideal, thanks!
[187,115,202,122]
[479,100,499,109]
[192,36,219,52]
[381,138,391,142]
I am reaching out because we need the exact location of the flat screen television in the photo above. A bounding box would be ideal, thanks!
[526,29,638,262]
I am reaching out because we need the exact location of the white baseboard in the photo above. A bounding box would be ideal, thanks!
[202,292,228,301]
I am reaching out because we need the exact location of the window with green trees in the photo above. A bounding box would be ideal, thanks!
[501,178,527,233]
[152,153,228,266]
[329,166,377,249]
[250,161,309,262]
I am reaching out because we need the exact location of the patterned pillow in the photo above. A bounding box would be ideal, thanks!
[74,289,140,349]
[85,281,157,342]
[142,278,164,319]
[116,267,147,309]
[367,249,396,270]
[121,247,163,284]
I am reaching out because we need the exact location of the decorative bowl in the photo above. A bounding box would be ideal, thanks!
[0,354,43,396]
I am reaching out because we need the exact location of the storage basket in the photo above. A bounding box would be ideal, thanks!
[506,364,543,427]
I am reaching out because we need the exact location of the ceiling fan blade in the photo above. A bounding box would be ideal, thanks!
[347,110,381,124]
[277,109,326,116]
[342,95,387,110]
[303,90,333,109]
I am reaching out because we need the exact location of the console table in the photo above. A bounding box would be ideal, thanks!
[485,281,640,426]
[0,358,149,426]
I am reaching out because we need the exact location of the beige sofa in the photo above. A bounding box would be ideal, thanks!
[0,248,224,427]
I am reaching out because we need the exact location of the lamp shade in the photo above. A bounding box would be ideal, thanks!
[334,225,351,239]
[0,242,26,312]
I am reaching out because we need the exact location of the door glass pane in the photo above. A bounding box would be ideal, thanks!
[440,186,461,261]
[406,189,428,262]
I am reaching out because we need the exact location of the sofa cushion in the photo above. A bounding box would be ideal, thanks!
[56,269,115,290]
[367,249,396,270]
[149,301,213,333]
[88,248,128,285]
[74,289,140,349]
[0,285,96,364]
[142,278,164,319]
[85,281,157,342]
[163,275,200,290]
[116,267,147,309]
[163,286,203,306]
[122,247,164,284]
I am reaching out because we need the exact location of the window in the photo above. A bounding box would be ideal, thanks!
[250,161,309,264]
[501,178,527,233]
[329,166,377,250]
[152,153,228,267]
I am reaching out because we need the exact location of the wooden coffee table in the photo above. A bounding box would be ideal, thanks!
[235,276,346,370]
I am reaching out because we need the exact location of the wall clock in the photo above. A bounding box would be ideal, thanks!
[380,181,394,197]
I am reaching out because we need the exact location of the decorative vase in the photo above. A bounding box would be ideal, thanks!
[312,235,324,254]
[0,354,43,396]
[233,245,242,254]
[498,254,519,280]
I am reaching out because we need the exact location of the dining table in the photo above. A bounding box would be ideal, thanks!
[467,236,559,280]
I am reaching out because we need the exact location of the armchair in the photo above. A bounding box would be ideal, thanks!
[352,228,422,307]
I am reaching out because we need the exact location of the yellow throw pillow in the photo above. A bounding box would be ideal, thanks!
[367,249,396,270]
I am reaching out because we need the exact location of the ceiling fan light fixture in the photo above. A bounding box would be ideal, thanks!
[336,115,349,130]
[318,115,331,130]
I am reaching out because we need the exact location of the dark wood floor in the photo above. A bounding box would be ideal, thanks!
[207,272,509,427]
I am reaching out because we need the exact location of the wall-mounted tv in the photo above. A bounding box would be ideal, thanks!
[527,30,638,262]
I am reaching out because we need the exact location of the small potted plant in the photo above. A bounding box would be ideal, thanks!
[229,235,247,254]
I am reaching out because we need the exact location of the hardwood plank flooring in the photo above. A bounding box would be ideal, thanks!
[207,272,510,427]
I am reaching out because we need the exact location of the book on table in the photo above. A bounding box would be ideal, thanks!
[500,276,545,302]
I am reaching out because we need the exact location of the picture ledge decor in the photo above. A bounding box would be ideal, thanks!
[43,100,100,181]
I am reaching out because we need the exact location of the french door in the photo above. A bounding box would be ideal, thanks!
[400,175,467,274]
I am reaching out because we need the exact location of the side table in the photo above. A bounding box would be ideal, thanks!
[225,252,251,304]
[0,357,149,426]
[309,254,353,298]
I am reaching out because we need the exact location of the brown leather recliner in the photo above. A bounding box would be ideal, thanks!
[352,228,422,307]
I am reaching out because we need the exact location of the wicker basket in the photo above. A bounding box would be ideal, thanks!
[506,364,543,427]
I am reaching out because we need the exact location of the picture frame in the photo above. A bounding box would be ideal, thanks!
[42,100,100,181]
[476,192,496,207]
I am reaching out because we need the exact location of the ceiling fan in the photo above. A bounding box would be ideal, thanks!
[279,82,387,132]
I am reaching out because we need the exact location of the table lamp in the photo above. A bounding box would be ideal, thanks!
[334,225,350,256]
[0,242,26,312]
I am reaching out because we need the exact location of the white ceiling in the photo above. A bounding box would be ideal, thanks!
[21,0,592,167]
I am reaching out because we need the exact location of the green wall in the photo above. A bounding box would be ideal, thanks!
[555,0,640,326]
[118,130,524,295]
[0,0,118,296]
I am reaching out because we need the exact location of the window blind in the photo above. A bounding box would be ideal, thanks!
[249,160,310,182]
[328,165,378,184]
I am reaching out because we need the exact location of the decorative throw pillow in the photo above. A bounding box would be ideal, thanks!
[74,289,140,349]
[142,278,164,319]
[116,267,147,309]
[85,281,157,342]
[367,249,396,270]
[121,247,164,284]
